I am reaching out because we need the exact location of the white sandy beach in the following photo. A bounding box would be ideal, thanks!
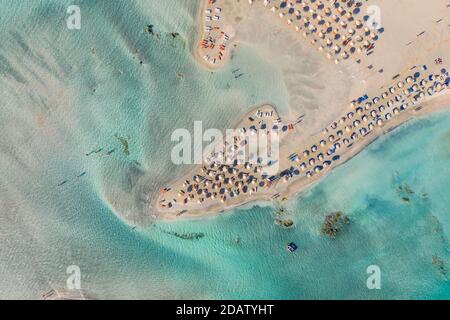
[156,0,450,220]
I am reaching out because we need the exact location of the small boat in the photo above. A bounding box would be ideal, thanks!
[77,171,87,178]
[57,180,68,187]
[286,242,298,253]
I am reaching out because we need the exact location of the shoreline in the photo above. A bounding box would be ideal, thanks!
[155,90,450,221]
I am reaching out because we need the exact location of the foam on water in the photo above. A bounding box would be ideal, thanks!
[0,0,448,299]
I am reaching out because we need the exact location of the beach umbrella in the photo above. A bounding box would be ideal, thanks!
[420,79,428,86]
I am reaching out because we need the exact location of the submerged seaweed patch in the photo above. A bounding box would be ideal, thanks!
[162,230,205,240]
[321,211,350,238]
[114,133,130,156]
[432,255,448,280]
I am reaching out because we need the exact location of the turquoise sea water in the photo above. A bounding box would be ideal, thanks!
[0,0,448,299]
